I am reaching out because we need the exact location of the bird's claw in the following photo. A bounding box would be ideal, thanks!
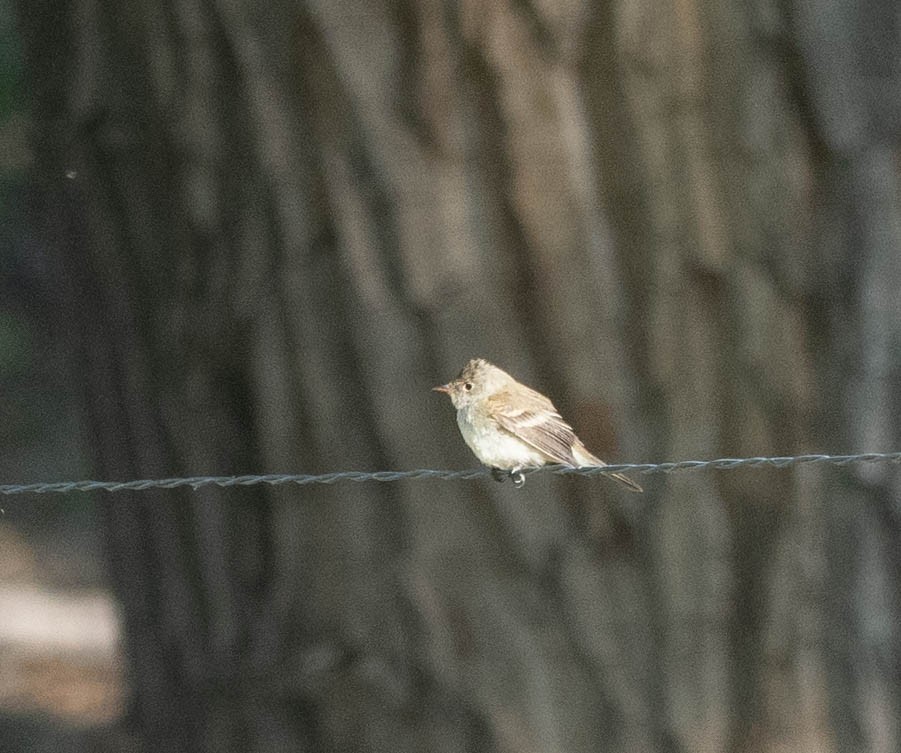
[490,467,526,487]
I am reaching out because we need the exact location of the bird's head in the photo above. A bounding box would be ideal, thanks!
[432,358,511,409]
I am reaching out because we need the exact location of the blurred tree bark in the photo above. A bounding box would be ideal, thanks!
[17,0,901,752]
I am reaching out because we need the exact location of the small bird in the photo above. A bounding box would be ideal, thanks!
[433,358,642,491]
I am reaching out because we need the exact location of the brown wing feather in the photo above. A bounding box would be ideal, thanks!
[487,388,579,466]
[487,384,644,491]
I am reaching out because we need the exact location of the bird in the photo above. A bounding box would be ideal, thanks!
[433,358,642,491]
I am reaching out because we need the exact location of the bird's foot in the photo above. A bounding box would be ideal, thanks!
[490,467,526,487]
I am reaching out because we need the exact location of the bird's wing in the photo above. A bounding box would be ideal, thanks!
[487,388,579,466]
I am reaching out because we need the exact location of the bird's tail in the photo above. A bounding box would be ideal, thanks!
[572,443,643,493]
[607,471,643,493]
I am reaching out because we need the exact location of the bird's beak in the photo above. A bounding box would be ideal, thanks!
[432,383,451,394]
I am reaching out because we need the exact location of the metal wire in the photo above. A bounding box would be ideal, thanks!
[1,452,899,496]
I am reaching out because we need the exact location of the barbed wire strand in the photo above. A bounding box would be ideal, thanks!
[1,452,900,496]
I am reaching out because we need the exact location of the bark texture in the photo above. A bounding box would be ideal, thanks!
[17,0,901,751]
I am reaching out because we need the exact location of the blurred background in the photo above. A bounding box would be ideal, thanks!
[2,0,901,751]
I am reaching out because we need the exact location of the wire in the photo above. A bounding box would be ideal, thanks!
[1,452,899,496]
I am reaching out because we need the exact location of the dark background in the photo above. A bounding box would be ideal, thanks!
[2,1,901,751]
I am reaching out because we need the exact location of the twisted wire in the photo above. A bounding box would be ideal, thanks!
[1,452,899,496]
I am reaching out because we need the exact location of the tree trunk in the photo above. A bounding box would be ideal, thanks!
[17,0,901,751]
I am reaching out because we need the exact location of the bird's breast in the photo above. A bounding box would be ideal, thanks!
[455,407,545,469]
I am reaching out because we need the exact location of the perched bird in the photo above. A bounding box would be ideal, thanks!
[433,358,642,491]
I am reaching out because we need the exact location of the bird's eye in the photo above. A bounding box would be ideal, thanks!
[463,382,473,391]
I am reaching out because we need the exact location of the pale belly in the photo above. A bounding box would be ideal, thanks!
[456,410,547,469]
